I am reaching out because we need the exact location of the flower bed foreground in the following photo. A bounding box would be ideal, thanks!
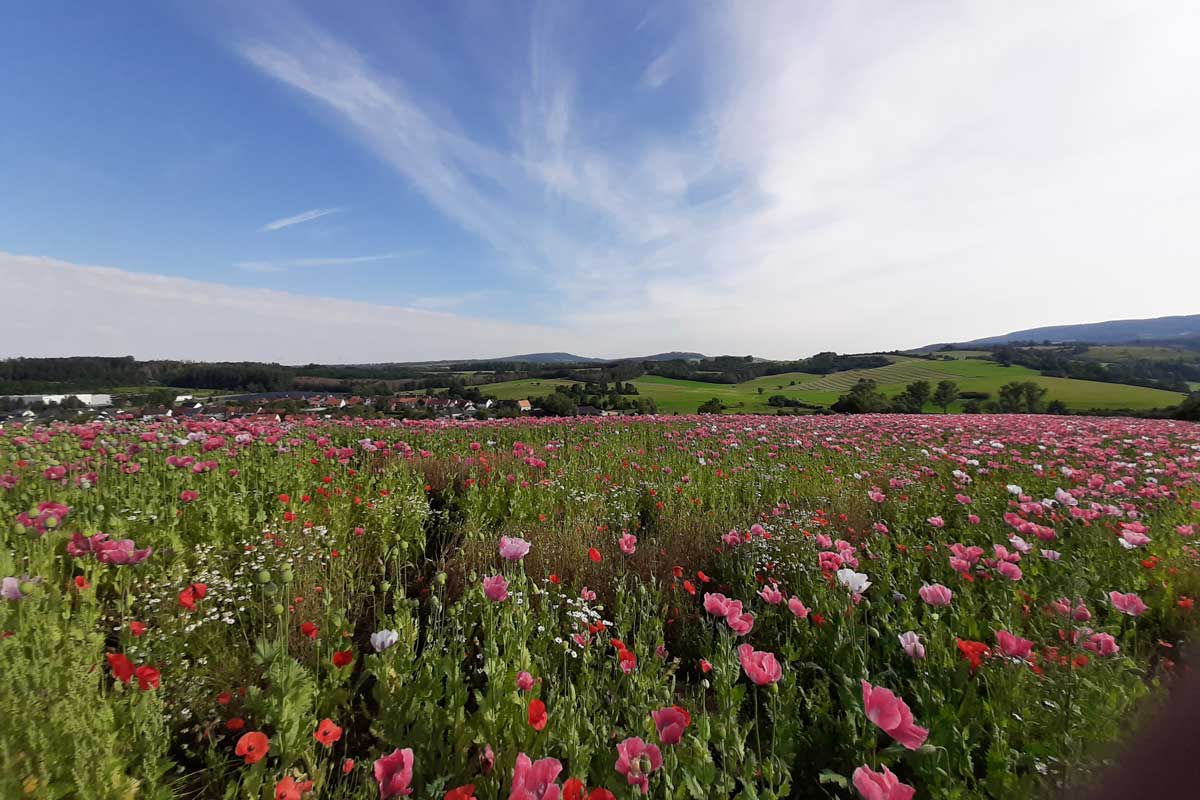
[1,413,1198,799]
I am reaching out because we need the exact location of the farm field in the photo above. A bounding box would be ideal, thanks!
[472,378,580,400]
[479,358,1185,414]
[2,413,1198,799]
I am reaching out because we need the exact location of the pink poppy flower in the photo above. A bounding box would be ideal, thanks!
[1083,632,1120,656]
[758,585,783,605]
[927,516,945,529]
[898,631,925,660]
[618,534,637,555]
[1109,591,1148,616]
[994,630,1034,660]
[483,575,509,602]
[787,596,810,618]
[853,764,915,800]
[374,748,414,798]
[651,706,691,745]
[614,737,663,794]
[861,681,928,750]
[996,562,1023,581]
[499,536,531,561]
[918,584,952,607]
[737,644,782,686]
[726,611,755,636]
[516,671,535,692]
[703,592,731,617]
[509,753,562,800]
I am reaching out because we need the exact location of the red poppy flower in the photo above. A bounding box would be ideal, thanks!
[300,621,319,640]
[235,731,269,764]
[671,565,683,578]
[225,717,245,731]
[332,649,353,668]
[588,791,616,800]
[274,776,312,800]
[74,575,90,590]
[278,494,290,504]
[342,758,355,774]
[549,574,561,585]
[314,717,343,747]
[588,547,602,563]
[107,652,134,684]
[699,658,712,673]
[696,571,711,583]
[957,638,990,673]
[563,778,585,800]
[217,691,233,706]
[178,582,207,611]
[135,665,160,690]
[444,785,477,800]
[527,698,547,731]
[682,580,696,596]
[129,620,146,636]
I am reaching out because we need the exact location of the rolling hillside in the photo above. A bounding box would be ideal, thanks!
[935,313,1200,347]
[478,356,1187,414]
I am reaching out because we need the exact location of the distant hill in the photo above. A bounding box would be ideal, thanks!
[488,351,707,364]
[488,352,604,364]
[638,352,706,362]
[933,314,1200,348]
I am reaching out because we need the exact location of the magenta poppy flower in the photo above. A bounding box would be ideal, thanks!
[651,706,691,745]
[994,630,1034,661]
[516,671,535,692]
[614,736,662,794]
[374,747,414,798]
[509,753,562,800]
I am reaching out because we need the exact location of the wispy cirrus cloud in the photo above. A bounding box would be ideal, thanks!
[259,207,341,232]
[229,1,1200,359]
[234,252,406,273]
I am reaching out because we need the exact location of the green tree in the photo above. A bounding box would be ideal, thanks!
[892,380,932,413]
[997,382,1026,413]
[698,397,724,414]
[1022,382,1048,413]
[831,379,888,414]
[933,380,959,413]
[539,392,577,416]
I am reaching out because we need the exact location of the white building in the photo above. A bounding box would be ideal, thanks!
[2,394,112,408]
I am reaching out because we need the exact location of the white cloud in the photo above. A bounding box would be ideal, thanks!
[259,207,341,232]
[0,252,569,362]
[234,253,407,273]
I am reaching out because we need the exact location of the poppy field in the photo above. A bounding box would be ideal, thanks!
[2,413,1199,799]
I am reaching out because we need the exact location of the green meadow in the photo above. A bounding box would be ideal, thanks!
[477,357,1186,414]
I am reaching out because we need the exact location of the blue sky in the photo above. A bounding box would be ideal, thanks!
[2,1,1199,362]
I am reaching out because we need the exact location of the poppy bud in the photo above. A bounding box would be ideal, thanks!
[379,581,391,593]
[435,572,447,586]
[272,603,285,615]
[257,570,272,584]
